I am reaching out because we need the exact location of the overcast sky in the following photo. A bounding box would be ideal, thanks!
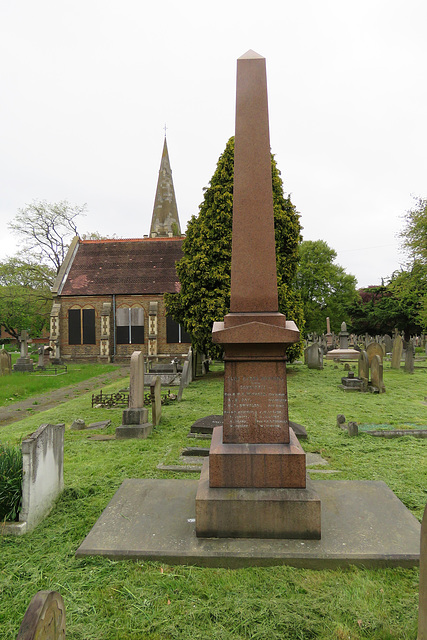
[1,1,426,288]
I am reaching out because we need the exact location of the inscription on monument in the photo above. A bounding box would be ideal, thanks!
[223,363,290,444]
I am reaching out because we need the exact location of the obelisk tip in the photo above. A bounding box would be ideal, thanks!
[238,50,264,60]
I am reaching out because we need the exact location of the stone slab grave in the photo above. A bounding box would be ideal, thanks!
[75,478,420,568]
[2,424,64,536]
[77,50,419,566]
[115,351,153,439]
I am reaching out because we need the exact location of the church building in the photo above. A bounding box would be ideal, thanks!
[49,138,191,362]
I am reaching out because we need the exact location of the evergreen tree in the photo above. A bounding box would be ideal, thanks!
[166,137,304,361]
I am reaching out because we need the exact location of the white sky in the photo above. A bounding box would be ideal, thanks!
[1,0,426,288]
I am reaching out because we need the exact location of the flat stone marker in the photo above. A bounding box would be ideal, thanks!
[419,502,427,639]
[190,415,223,434]
[16,590,65,640]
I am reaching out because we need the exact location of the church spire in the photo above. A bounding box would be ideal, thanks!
[149,137,182,238]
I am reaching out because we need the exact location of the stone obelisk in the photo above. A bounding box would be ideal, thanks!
[195,51,321,539]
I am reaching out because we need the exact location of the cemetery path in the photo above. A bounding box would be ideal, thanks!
[0,366,130,428]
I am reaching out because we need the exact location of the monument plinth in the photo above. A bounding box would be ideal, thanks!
[196,51,321,539]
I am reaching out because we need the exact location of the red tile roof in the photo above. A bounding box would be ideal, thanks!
[59,238,183,295]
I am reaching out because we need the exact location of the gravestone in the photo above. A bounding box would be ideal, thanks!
[16,591,65,640]
[325,316,333,347]
[418,502,427,639]
[404,339,415,374]
[391,335,403,369]
[358,350,369,385]
[339,322,349,349]
[13,330,34,372]
[36,345,45,370]
[150,376,162,426]
[383,334,393,354]
[116,351,152,439]
[306,343,323,369]
[366,341,383,366]
[196,50,321,540]
[0,348,12,375]
[370,354,385,393]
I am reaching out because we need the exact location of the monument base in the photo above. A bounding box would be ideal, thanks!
[13,358,34,372]
[115,423,153,440]
[196,459,321,539]
[209,426,306,488]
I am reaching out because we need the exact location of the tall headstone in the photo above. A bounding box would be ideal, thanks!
[418,502,427,639]
[306,343,323,369]
[325,316,333,347]
[391,334,403,369]
[404,339,415,374]
[196,51,321,539]
[383,334,393,354]
[13,330,34,372]
[358,350,369,388]
[370,354,386,393]
[339,322,349,349]
[150,376,162,426]
[116,351,153,439]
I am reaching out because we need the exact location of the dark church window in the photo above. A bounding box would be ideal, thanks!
[116,307,144,344]
[166,316,191,343]
[68,307,96,345]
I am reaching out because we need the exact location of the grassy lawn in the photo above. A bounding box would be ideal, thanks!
[0,360,426,639]
[0,362,120,407]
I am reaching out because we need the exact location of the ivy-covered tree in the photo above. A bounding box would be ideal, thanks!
[166,137,304,361]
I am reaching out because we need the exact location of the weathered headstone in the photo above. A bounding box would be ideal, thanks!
[70,419,86,431]
[404,339,415,374]
[348,421,359,436]
[0,348,12,375]
[391,334,403,369]
[358,350,369,384]
[16,591,65,640]
[383,334,393,354]
[116,351,152,439]
[196,50,320,539]
[150,376,162,426]
[13,330,34,372]
[36,345,45,370]
[370,354,386,393]
[306,343,323,369]
[366,341,383,366]
[418,502,427,639]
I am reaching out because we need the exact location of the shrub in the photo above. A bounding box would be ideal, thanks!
[0,442,22,521]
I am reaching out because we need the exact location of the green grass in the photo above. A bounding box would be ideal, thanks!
[0,360,426,639]
[0,443,22,521]
[0,362,119,408]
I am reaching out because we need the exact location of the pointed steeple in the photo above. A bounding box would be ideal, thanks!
[149,137,182,237]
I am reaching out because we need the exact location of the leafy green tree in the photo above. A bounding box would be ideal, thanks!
[400,196,427,264]
[166,137,304,361]
[8,199,86,275]
[349,264,427,339]
[0,258,53,340]
[294,240,359,334]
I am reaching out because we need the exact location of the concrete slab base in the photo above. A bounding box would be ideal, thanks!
[115,423,153,439]
[196,460,321,539]
[76,478,420,568]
